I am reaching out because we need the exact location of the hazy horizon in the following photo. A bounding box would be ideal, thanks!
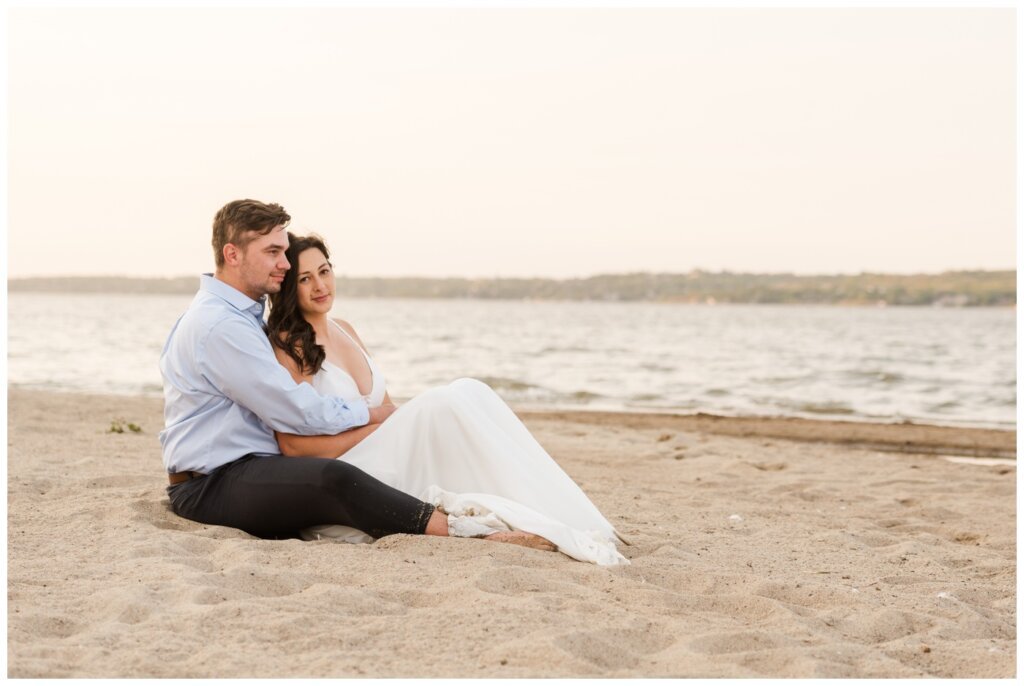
[8,6,1016,279]
[5,267,1016,281]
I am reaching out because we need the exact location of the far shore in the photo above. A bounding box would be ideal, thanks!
[7,269,1015,306]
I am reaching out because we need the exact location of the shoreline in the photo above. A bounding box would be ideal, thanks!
[518,409,1016,460]
[7,388,1016,677]
[7,386,1017,455]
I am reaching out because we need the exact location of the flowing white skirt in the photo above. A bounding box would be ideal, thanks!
[301,377,628,566]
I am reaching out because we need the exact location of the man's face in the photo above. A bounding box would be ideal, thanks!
[237,225,290,299]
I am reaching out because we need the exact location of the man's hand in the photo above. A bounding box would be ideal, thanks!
[367,403,398,425]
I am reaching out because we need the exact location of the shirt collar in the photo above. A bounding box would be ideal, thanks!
[200,274,267,318]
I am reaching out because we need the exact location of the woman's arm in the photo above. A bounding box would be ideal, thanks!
[335,318,395,406]
[276,423,382,459]
[271,341,380,458]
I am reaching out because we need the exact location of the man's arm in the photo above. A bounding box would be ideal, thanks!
[198,316,369,435]
[268,337,395,457]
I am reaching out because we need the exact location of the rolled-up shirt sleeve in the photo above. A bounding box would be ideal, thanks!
[197,316,369,434]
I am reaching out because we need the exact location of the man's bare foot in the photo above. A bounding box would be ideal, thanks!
[483,530,557,552]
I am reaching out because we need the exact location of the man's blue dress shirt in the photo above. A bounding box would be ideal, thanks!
[158,274,369,474]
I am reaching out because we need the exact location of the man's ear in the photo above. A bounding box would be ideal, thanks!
[223,243,240,266]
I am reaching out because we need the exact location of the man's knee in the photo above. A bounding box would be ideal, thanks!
[318,459,365,497]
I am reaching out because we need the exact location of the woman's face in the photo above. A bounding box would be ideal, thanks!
[295,247,335,317]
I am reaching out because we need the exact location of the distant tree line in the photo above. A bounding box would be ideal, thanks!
[8,270,1015,306]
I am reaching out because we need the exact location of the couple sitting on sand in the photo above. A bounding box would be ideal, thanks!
[159,199,628,565]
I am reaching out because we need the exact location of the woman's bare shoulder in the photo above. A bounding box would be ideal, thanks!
[272,341,299,369]
[271,335,309,381]
[332,318,359,335]
[270,331,295,360]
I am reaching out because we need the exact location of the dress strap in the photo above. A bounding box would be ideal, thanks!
[331,319,370,361]
[329,319,382,403]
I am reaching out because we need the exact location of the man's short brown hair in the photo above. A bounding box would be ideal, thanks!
[212,199,291,268]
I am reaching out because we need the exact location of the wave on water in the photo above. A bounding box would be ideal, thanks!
[629,393,664,402]
[844,369,906,384]
[473,377,610,407]
[787,400,857,416]
[537,345,591,354]
[751,373,818,387]
[927,400,961,411]
[11,380,165,399]
[475,376,542,393]
[639,362,676,373]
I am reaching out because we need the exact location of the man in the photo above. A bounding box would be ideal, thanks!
[159,199,450,539]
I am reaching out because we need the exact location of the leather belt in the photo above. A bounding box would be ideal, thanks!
[168,471,205,485]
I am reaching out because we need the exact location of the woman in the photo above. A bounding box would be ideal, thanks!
[267,233,628,566]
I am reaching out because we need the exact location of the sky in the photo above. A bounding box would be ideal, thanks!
[6,4,1017,279]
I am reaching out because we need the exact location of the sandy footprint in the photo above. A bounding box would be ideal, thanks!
[13,613,85,639]
[555,623,675,670]
[752,581,858,610]
[834,608,934,644]
[688,630,793,655]
[474,564,564,596]
[196,565,316,600]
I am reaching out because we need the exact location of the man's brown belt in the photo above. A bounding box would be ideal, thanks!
[168,471,204,485]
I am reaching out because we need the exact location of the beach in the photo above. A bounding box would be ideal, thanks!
[7,388,1016,678]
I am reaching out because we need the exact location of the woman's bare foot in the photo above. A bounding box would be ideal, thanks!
[426,509,556,552]
[483,530,557,552]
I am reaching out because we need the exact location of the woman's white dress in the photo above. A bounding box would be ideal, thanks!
[300,322,629,566]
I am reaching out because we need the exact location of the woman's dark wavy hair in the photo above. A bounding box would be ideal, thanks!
[267,232,332,375]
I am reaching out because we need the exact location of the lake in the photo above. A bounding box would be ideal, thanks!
[7,293,1015,429]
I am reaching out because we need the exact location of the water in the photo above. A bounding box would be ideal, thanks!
[7,293,1016,429]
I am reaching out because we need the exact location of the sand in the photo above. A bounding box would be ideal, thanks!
[6,388,1016,678]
